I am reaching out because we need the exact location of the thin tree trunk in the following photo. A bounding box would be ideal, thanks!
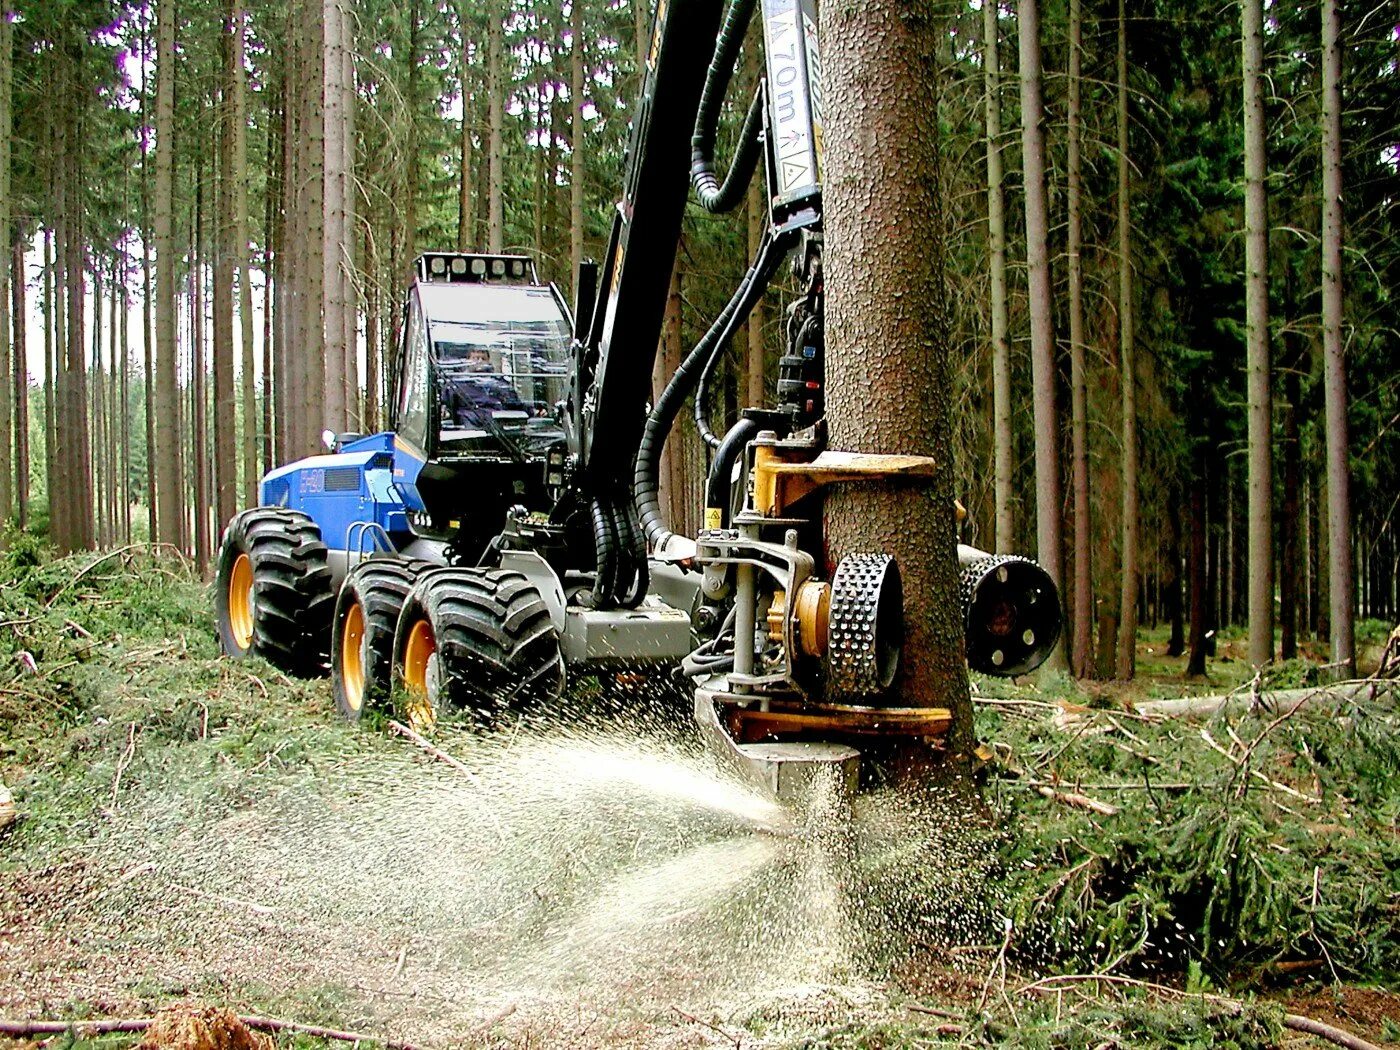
[1242,0,1274,667]
[569,0,585,289]
[457,6,474,252]
[155,0,184,548]
[323,0,348,433]
[1187,436,1209,675]
[1320,0,1353,674]
[821,0,971,752]
[1115,0,1138,679]
[12,233,27,527]
[1017,0,1066,672]
[193,157,210,573]
[1066,0,1091,676]
[1280,328,1302,660]
[63,56,93,551]
[214,11,239,530]
[983,0,1012,555]
[746,167,765,408]
[488,0,504,254]
[230,1,257,506]
[0,8,11,526]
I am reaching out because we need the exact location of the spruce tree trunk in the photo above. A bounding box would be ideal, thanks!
[820,0,970,752]
[1280,327,1302,660]
[12,233,27,526]
[1320,0,1353,674]
[1114,0,1139,679]
[63,55,93,551]
[746,169,765,408]
[322,0,349,433]
[231,2,257,506]
[569,0,585,291]
[1066,0,1090,676]
[214,11,239,530]
[1017,0,1066,672]
[982,0,1012,554]
[1242,0,1274,667]
[0,8,10,526]
[488,0,504,254]
[457,7,474,252]
[154,0,184,548]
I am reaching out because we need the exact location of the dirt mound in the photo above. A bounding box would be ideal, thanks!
[137,1006,272,1050]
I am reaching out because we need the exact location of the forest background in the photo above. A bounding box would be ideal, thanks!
[0,0,1394,683]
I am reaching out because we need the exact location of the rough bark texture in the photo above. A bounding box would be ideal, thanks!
[457,7,474,252]
[569,0,585,292]
[1242,0,1274,667]
[982,0,1012,555]
[154,0,183,547]
[1066,0,1090,677]
[1017,0,1066,673]
[11,234,27,526]
[746,169,765,408]
[0,9,10,526]
[819,0,971,751]
[231,4,257,506]
[214,5,239,530]
[1114,0,1138,680]
[1320,0,1353,674]
[488,1,504,254]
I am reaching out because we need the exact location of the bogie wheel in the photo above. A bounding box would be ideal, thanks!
[391,568,565,732]
[331,558,433,721]
[214,507,335,677]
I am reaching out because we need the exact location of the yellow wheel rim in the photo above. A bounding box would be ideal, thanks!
[341,600,367,712]
[401,617,438,733]
[228,553,254,651]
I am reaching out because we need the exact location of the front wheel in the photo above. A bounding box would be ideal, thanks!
[214,507,335,677]
[391,568,565,732]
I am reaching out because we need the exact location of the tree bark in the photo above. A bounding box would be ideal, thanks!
[488,0,504,254]
[1114,0,1138,679]
[746,165,765,408]
[569,0,585,291]
[983,0,1012,555]
[1280,325,1302,660]
[11,233,27,527]
[1017,0,1066,672]
[457,5,475,252]
[820,0,971,751]
[154,0,184,548]
[1066,0,1090,676]
[1320,0,1353,675]
[0,8,10,526]
[1242,0,1274,667]
[231,1,257,506]
[214,7,239,530]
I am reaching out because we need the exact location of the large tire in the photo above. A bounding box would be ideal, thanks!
[392,567,565,731]
[214,507,335,677]
[331,558,433,721]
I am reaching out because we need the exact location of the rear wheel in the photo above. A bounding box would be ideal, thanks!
[214,507,335,677]
[331,558,433,721]
[392,568,565,732]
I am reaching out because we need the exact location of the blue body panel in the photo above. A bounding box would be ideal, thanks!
[258,431,421,553]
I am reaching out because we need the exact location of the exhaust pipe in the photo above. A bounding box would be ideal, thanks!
[957,545,1061,676]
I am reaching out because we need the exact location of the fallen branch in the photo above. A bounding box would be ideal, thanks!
[1035,785,1120,817]
[0,1014,423,1049]
[1134,679,1396,720]
[1198,728,1318,804]
[44,544,145,607]
[1016,974,1385,1050]
[108,722,139,811]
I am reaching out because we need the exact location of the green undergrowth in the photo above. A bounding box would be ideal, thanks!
[976,688,1400,989]
[0,539,370,865]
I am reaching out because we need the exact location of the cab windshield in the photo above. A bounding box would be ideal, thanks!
[419,282,571,455]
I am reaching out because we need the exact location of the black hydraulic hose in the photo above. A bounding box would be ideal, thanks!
[614,498,650,608]
[693,234,785,449]
[634,231,788,549]
[693,88,765,215]
[705,417,761,529]
[690,0,761,214]
[587,496,620,609]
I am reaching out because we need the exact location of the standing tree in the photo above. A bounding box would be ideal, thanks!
[983,0,1011,554]
[1242,0,1273,667]
[819,0,971,752]
[1319,0,1353,674]
[1017,0,1066,670]
[569,0,585,290]
[1066,0,1090,675]
[0,0,10,527]
[1115,0,1139,679]
[154,0,184,547]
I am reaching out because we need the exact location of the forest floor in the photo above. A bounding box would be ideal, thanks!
[1,541,1398,1049]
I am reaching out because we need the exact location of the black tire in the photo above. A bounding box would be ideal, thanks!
[330,558,433,721]
[214,507,335,677]
[392,567,565,729]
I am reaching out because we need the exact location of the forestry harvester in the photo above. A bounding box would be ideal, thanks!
[213,0,1061,799]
